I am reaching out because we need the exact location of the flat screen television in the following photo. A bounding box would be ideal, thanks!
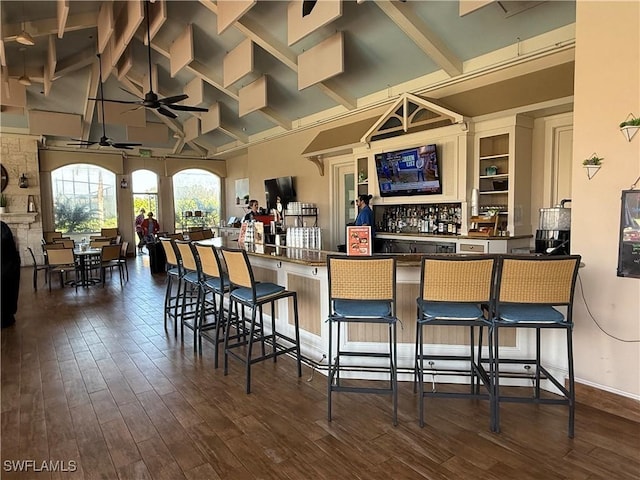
[375,144,442,197]
[264,176,296,211]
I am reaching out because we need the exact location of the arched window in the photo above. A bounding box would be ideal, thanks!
[173,169,221,232]
[132,169,159,216]
[51,164,117,238]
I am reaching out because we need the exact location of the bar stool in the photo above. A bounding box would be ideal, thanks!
[193,242,231,366]
[414,254,498,429]
[220,247,302,394]
[159,237,182,337]
[491,254,581,438]
[174,240,204,352]
[326,255,398,425]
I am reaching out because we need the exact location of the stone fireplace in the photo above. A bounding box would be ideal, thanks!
[0,134,44,266]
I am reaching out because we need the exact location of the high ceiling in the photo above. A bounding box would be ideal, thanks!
[0,0,576,158]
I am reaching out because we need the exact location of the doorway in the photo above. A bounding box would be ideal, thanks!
[330,156,355,251]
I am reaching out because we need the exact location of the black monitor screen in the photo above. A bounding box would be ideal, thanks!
[264,176,296,211]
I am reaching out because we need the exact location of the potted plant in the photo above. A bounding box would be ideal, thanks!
[582,153,603,179]
[0,193,7,214]
[620,114,640,142]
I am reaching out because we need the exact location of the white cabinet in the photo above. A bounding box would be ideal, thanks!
[474,116,533,236]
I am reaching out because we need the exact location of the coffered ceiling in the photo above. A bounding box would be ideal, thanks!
[0,0,576,158]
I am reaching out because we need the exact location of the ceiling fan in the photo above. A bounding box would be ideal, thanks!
[92,1,208,119]
[68,53,142,150]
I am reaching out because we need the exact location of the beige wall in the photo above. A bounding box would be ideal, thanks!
[572,1,640,397]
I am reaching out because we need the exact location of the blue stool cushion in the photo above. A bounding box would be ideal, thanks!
[231,282,285,303]
[183,271,199,283]
[418,300,483,321]
[333,299,391,318]
[498,304,566,324]
[167,266,180,276]
[204,275,230,292]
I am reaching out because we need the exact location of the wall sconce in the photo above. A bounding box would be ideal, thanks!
[18,173,28,188]
[120,178,128,189]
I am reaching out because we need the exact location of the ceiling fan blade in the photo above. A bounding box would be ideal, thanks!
[112,144,135,150]
[90,97,141,105]
[67,142,97,146]
[68,138,96,144]
[112,142,141,147]
[169,105,209,112]
[157,106,177,119]
[160,94,189,105]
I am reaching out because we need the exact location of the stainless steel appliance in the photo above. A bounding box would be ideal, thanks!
[535,199,571,255]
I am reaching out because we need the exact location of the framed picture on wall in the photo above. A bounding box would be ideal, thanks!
[235,178,249,205]
[617,189,640,278]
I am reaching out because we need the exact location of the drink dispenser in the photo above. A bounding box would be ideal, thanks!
[535,199,571,255]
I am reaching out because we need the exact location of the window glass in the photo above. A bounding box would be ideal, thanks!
[51,164,117,239]
[132,169,159,217]
[173,169,221,231]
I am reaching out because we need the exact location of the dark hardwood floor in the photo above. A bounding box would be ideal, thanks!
[2,255,639,479]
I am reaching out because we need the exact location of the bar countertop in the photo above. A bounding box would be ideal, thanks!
[196,238,424,267]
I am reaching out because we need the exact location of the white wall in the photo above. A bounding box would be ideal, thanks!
[571,1,640,398]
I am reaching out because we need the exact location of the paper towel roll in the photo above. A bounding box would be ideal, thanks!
[471,188,479,216]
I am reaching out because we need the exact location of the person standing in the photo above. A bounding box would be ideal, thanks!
[243,199,260,222]
[355,194,374,231]
[135,208,146,252]
[141,212,160,244]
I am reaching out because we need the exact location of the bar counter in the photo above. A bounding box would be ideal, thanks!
[196,238,560,388]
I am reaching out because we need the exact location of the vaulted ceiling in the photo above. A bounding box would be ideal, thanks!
[0,0,576,158]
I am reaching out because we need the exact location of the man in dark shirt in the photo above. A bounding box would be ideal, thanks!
[1,221,20,328]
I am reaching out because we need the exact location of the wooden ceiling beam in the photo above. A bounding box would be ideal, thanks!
[57,0,70,38]
[53,47,95,80]
[2,12,98,42]
[198,0,355,110]
[80,59,100,142]
[374,0,462,77]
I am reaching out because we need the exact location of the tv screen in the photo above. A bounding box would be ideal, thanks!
[264,176,296,211]
[375,144,442,197]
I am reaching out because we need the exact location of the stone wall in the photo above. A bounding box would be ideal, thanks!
[0,133,44,266]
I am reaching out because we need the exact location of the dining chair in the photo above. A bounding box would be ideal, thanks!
[220,247,302,394]
[118,241,129,281]
[46,247,78,292]
[491,254,581,438]
[99,244,124,287]
[54,238,75,249]
[326,255,398,425]
[414,254,498,429]
[27,246,49,291]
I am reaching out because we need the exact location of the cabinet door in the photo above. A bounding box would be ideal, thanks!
[356,157,369,196]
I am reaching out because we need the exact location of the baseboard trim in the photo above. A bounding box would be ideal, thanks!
[574,381,640,423]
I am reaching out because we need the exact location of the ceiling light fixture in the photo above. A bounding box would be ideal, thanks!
[18,47,31,86]
[16,30,35,46]
[16,3,35,46]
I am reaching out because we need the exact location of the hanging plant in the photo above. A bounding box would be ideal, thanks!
[582,153,603,166]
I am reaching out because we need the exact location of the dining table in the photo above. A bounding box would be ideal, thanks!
[73,247,102,287]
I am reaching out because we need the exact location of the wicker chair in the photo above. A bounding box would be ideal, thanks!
[54,238,75,249]
[326,255,398,425]
[491,254,581,438]
[220,247,302,394]
[415,254,498,429]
